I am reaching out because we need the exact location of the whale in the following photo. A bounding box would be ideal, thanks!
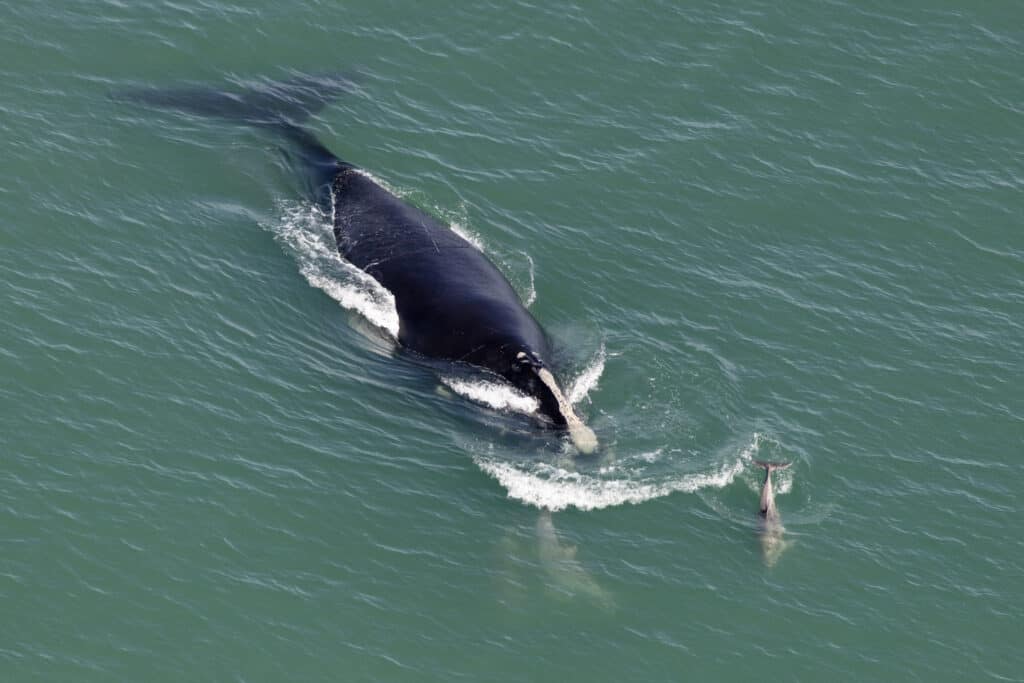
[114,74,597,452]
[754,460,792,566]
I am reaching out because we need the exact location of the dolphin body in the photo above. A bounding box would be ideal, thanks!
[114,74,597,452]
[754,460,792,567]
[535,511,613,608]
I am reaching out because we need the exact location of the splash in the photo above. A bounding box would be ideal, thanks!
[476,456,746,512]
[567,343,606,405]
[270,202,400,338]
[523,253,536,307]
[450,221,486,252]
[450,221,537,308]
[739,432,762,462]
[441,376,539,415]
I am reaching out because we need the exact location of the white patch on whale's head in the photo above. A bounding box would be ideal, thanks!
[507,348,597,454]
[535,367,598,455]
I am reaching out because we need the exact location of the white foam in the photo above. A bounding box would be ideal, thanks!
[741,432,763,461]
[637,448,664,464]
[353,168,399,195]
[450,221,485,252]
[271,202,400,338]
[523,253,536,307]
[440,376,539,415]
[567,343,606,405]
[476,456,746,512]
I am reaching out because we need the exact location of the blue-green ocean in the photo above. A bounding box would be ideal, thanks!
[3,2,1022,681]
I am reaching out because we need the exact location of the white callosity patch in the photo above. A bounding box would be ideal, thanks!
[536,367,597,454]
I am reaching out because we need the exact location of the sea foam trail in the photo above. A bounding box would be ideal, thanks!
[477,432,763,511]
[272,200,536,340]
[568,343,605,405]
[450,222,485,252]
[476,457,747,512]
[271,202,400,338]
[441,377,540,415]
[523,253,536,307]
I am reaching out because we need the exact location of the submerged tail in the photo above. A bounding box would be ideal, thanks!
[112,72,358,205]
[111,72,356,128]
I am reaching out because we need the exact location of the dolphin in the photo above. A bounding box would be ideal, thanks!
[535,511,613,608]
[754,460,792,567]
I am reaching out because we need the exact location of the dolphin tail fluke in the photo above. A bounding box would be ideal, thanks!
[112,72,358,206]
[753,460,792,473]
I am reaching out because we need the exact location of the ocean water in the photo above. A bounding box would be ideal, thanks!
[2,1,1022,681]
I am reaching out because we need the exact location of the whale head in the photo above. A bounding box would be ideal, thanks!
[508,350,598,454]
[509,351,564,425]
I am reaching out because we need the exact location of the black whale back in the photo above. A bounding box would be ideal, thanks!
[331,169,551,371]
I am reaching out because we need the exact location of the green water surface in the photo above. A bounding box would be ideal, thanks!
[2,2,1022,681]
